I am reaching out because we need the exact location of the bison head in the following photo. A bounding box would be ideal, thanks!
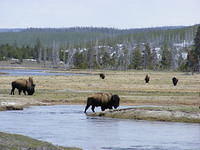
[111,94,120,109]
[172,77,178,86]
[27,84,35,95]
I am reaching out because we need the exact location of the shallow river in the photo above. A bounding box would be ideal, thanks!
[0,105,199,150]
[0,69,88,76]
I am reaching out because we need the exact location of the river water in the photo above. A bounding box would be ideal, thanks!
[0,105,199,150]
[0,69,88,76]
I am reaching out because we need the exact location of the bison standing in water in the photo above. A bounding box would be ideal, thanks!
[84,93,120,113]
[172,77,178,86]
[10,77,35,95]
[145,74,150,83]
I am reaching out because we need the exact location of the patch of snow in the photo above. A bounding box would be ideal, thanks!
[1,102,16,106]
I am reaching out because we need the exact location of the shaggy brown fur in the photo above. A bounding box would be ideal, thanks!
[84,92,120,113]
[10,77,35,95]
[172,77,178,86]
[99,73,105,79]
[145,74,150,83]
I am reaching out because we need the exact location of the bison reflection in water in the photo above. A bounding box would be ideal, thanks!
[172,77,178,86]
[10,77,36,95]
[84,93,120,113]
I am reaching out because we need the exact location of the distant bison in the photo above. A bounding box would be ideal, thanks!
[99,73,105,79]
[172,77,178,86]
[145,74,150,83]
[84,93,120,113]
[10,77,35,95]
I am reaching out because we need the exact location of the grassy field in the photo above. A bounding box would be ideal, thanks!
[0,70,200,108]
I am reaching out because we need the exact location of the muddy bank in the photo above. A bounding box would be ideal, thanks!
[0,105,23,111]
[87,106,200,123]
[0,132,81,150]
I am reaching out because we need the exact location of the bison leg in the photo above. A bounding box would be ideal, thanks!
[91,105,95,112]
[10,88,15,95]
[18,89,22,95]
[101,106,105,111]
[23,90,26,95]
[108,106,113,110]
[84,104,90,113]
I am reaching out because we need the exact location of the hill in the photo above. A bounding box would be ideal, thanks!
[0,25,198,47]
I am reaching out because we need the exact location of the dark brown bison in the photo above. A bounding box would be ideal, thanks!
[172,77,178,86]
[145,74,150,83]
[99,73,105,79]
[10,77,35,95]
[84,93,120,113]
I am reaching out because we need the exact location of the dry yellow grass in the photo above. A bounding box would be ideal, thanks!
[0,70,200,107]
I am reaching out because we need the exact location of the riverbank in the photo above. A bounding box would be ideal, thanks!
[87,106,200,123]
[0,132,81,150]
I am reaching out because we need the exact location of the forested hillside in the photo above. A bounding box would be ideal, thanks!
[0,24,199,71]
[0,25,198,46]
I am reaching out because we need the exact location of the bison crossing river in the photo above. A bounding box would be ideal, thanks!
[84,93,120,113]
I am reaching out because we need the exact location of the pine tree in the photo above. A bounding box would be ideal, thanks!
[143,43,152,69]
[73,51,87,69]
[187,49,196,73]
[194,25,200,71]
[160,43,171,70]
[87,46,95,69]
[130,45,142,69]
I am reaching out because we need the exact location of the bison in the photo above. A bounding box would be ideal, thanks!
[172,77,178,86]
[145,74,150,83]
[99,73,105,79]
[84,93,120,113]
[10,77,35,95]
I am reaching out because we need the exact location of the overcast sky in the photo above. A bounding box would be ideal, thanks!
[0,0,199,29]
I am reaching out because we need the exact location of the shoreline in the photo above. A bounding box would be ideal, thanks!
[0,132,81,150]
[87,106,200,123]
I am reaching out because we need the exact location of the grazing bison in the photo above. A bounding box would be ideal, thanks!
[145,74,150,83]
[99,73,105,79]
[10,77,35,95]
[172,77,178,86]
[84,93,120,113]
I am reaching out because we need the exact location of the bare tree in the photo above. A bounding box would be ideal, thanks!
[95,40,101,68]
[151,47,159,70]
[43,47,47,67]
[36,38,42,64]
[170,47,178,70]
[65,46,76,69]
[52,40,60,67]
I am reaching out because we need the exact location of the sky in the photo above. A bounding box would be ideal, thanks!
[0,0,199,29]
